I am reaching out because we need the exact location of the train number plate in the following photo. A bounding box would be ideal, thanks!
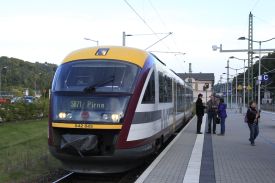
[75,123,93,129]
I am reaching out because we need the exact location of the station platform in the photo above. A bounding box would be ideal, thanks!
[135,109,275,183]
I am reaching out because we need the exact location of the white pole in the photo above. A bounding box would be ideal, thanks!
[257,42,262,111]
[231,81,233,108]
[122,31,126,46]
[243,60,246,109]
[235,70,238,106]
[227,60,229,105]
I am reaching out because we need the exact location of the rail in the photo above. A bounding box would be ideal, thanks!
[52,172,74,183]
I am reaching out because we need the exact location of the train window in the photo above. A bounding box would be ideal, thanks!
[176,84,184,113]
[52,60,140,93]
[142,71,155,104]
[159,72,172,103]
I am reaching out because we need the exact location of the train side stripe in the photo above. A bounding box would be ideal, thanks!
[132,110,161,124]
[52,122,122,129]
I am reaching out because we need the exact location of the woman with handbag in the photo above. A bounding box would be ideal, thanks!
[217,98,227,136]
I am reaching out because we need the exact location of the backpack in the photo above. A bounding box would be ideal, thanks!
[244,113,248,123]
[244,108,250,123]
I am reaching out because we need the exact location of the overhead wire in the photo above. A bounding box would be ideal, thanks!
[123,0,160,39]
[147,0,187,72]
[123,0,173,50]
[253,15,275,29]
[250,0,261,12]
[250,0,275,29]
[148,0,181,52]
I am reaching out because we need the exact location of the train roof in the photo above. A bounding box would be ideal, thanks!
[62,46,149,68]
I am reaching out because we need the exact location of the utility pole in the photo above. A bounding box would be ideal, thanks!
[248,12,253,101]
[122,31,126,46]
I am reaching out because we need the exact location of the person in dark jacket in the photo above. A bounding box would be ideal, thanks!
[217,98,227,136]
[196,93,205,134]
[206,94,218,134]
[246,101,260,146]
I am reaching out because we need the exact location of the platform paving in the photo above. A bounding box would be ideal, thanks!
[135,109,275,183]
[212,110,275,183]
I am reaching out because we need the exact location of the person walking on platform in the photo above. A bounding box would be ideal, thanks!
[246,101,260,146]
[196,93,205,134]
[217,98,227,136]
[207,94,218,134]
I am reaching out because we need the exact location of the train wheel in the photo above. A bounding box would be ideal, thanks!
[154,136,163,154]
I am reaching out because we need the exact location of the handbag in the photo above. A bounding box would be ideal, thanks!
[215,116,220,124]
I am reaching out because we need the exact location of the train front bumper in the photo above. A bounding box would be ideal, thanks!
[49,142,154,173]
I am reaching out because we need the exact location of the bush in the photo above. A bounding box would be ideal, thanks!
[0,99,49,122]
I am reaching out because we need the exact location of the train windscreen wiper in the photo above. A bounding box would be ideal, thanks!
[83,76,114,93]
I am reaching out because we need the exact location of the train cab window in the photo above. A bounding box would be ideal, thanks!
[142,71,155,104]
[52,60,140,93]
[159,72,172,103]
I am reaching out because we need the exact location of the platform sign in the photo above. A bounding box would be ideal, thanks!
[237,85,243,90]
[262,74,269,81]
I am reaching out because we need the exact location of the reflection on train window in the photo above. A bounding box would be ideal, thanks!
[142,71,155,104]
[53,60,140,93]
[176,84,184,112]
[159,72,172,103]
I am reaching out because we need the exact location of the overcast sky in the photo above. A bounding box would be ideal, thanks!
[1,0,275,83]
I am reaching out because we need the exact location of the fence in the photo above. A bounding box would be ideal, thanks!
[261,104,275,112]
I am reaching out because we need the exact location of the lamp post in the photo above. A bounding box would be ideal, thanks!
[221,72,227,100]
[238,36,275,110]
[226,59,229,106]
[226,66,243,106]
[84,37,99,46]
[229,56,254,110]
[0,66,8,97]
[227,75,235,108]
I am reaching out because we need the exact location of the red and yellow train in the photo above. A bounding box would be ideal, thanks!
[48,46,193,173]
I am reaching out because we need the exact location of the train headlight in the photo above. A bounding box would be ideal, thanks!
[58,112,67,119]
[58,112,72,119]
[111,114,120,123]
[102,113,109,120]
[66,112,72,119]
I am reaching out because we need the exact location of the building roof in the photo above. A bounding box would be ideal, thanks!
[177,73,215,82]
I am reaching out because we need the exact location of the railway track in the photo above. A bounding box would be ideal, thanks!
[51,166,145,183]
[52,172,75,183]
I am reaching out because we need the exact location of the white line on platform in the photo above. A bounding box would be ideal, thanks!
[182,115,206,183]
[135,116,194,183]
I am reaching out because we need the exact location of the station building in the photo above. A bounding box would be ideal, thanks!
[178,73,215,103]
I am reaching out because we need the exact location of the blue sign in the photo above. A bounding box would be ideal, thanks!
[262,74,269,81]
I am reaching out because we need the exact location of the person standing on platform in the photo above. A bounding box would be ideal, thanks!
[217,98,227,136]
[196,93,205,134]
[246,101,260,146]
[207,94,218,134]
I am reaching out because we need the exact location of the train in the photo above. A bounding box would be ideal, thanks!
[48,46,194,173]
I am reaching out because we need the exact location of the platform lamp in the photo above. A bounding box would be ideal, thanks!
[238,36,275,111]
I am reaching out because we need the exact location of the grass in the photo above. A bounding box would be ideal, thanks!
[0,119,62,183]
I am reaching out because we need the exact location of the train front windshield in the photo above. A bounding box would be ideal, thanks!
[51,60,140,123]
